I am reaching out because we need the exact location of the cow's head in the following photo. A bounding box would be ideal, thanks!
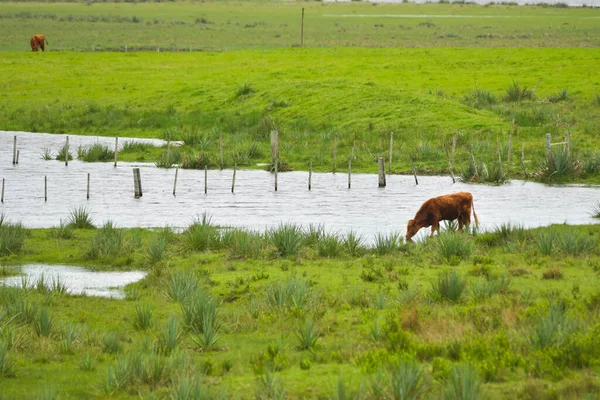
[405,219,419,243]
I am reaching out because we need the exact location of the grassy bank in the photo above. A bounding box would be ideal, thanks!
[1,48,600,181]
[1,1,600,51]
[1,217,600,398]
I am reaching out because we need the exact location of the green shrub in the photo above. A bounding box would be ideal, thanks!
[295,317,320,351]
[269,223,306,257]
[504,80,535,102]
[583,153,600,175]
[444,363,485,400]
[67,207,95,229]
[540,148,574,181]
[435,232,474,262]
[184,215,220,252]
[132,303,153,331]
[0,216,26,256]
[430,270,466,303]
[86,221,124,260]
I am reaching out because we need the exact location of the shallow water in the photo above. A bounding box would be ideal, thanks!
[325,0,600,6]
[0,264,147,299]
[1,131,599,244]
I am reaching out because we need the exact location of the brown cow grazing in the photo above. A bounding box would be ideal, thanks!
[405,192,479,242]
[30,34,48,52]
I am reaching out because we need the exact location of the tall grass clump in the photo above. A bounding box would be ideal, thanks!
[40,148,53,160]
[147,235,168,263]
[77,143,114,162]
[165,270,198,303]
[49,220,73,239]
[184,214,220,252]
[557,230,595,255]
[170,374,211,400]
[344,230,366,257]
[0,215,26,256]
[583,153,600,175]
[33,308,53,338]
[102,332,122,354]
[443,364,485,400]
[493,222,526,245]
[0,343,16,377]
[256,369,286,400]
[295,317,320,351]
[266,277,312,313]
[383,360,431,400]
[132,303,153,331]
[462,88,498,108]
[221,228,263,259]
[374,232,401,255]
[56,143,73,162]
[86,222,124,260]
[535,229,557,255]
[435,232,474,262]
[317,233,344,258]
[529,300,577,350]
[504,80,535,102]
[331,376,362,400]
[61,322,79,353]
[121,141,156,153]
[67,207,94,229]
[269,223,306,257]
[430,270,466,303]
[182,291,222,350]
[156,315,182,355]
[547,89,569,103]
[540,148,574,181]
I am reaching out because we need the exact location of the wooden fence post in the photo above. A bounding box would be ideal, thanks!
[45,176,47,202]
[521,141,528,178]
[219,131,224,170]
[451,132,457,165]
[274,159,278,192]
[496,141,504,181]
[173,168,178,196]
[87,173,90,200]
[133,168,142,198]
[333,132,337,173]
[204,165,208,194]
[232,164,237,194]
[64,136,69,167]
[410,155,418,185]
[114,136,119,167]
[565,130,571,156]
[507,129,513,177]
[378,157,386,188]
[16,150,19,165]
[12,136,17,165]
[301,8,305,47]
[1,178,4,203]
[546,133,551,154]
[445,145,455,183]
[308,159,312,191]
[389,132,393,173]
[270,130,279,166]
[348,157,352,189]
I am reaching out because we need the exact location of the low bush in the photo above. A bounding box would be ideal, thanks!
[430,270,466,303]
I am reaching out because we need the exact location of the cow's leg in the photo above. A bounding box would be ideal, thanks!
[458,218,464,231]
[430,222,440,238]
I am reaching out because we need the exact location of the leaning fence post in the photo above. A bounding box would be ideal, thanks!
[521,141,528,178]
[45,176,47,202]
[231,164,237,194]
[389,132,393,173]
[133,168,142,198]
[565,130,571,156]
[64,136,69,167]
[16,150,20,165]
[1,178,4,203]
[308,159,312,191]
[274,159,278,192]
[545,133,551,154]
[445,145,455,184]
[348,157,352,189]
[114,136,119,167]
[87,173,90,200]
[410,155,418,185]
[378,157,386,188]
[173,168,178,196]
[333,132,337,173]
[12,136,17,165]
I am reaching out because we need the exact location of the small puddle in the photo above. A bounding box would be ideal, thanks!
[0,264,147,299]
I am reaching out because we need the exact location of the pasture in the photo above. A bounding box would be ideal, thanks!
[0,220,600,398]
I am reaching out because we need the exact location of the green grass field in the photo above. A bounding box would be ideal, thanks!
[1,219,600,399]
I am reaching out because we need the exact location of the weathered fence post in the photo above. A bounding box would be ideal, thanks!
[1,178,4,203]
[410,155,418,185]
[451,132,457,164]
[333,132,337,173]
[44,176,47,202]
[348,157,352,189]
[507,127,513,177]
[308,159,312,191]
[232,164,237,194]
[65,136,69,167]
[166,132,171,167]
[274,159,278,192]
[565,130,571,156]
[219,131,224,170]
[12,136,17,165]
[496,141,504,181]
[378,157,386,188]
[173,168,178,196]
[133,168,142,198]
[270,129,279,166]
[389,132,393,173]
[545,133,551,154]
[87,173,90,200]
[16,150,19,165]
[521,141,528,178]
[469,145,478,177]
[204,165,208,194]
[301,8,305,47]
[445,145,455,184]
[125,44,128,53]
[114,136,119,167]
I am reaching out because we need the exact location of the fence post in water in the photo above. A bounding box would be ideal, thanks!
[204,165,208,194]
[410,155,418,185]
[308,159,312,191]
[16,150,19,165]
[274,159,278,192]
[173,168,178,196]
[270,130,279,166]
[389,132,393,173]
[1,178,4,203]
[114,136,119,167]
[44,176,47,202]
[348,157,352,189]
[445,145,455,184]
[12,136,17,165]
[333,132,337,173]
[219,131,224,170]
[133,168,142,198]
[64,136,69,166]
[469,145,478,177]
[378,157,386,188]
[545,133,551,155]
[232,164,237,194]
[87,173,90,200]
[521,141,528,178]
[166,132,171,167]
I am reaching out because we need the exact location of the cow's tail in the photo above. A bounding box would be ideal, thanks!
[45,37,49,45]
[471,196,479,228]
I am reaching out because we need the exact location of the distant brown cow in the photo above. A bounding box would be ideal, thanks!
[405,192,479,242]
[30,34,48,52]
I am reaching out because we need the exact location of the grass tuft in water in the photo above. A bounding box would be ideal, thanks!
[77,143,114,162]
[67,207,95,229]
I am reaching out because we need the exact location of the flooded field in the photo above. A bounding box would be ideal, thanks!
[0,264,146,298]
[1,131,599,243]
